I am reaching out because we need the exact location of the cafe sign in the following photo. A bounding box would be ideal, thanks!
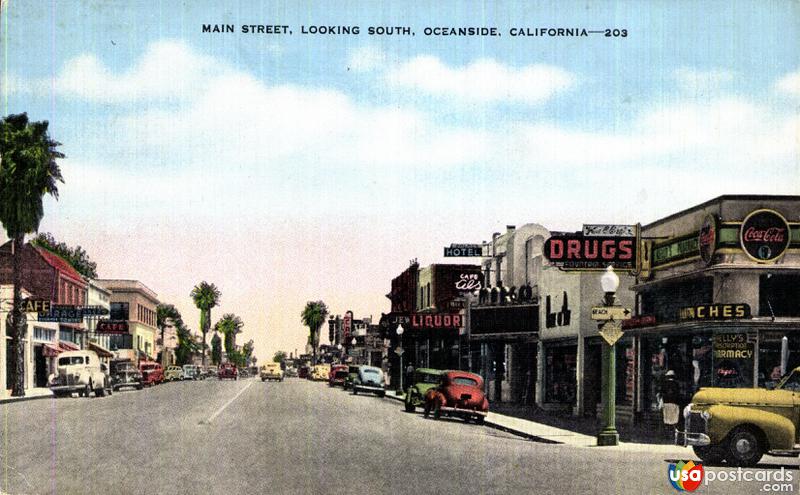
[96,320,129,334]
[679,303,751,321]
[740,209,790,263]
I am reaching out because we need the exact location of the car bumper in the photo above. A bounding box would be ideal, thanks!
[354,384,384,393]
[440,406,488,417]
[49,384,80,392]
[261,374,283,379]
[675,430,711,447]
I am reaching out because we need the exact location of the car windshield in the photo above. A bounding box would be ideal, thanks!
[452,377,478,387]
[58,356,84,365]
[363,369,379,375]
[335,371,348,378]
[779,371,800,391]
[418,373,440,384]
[142,365,157,370]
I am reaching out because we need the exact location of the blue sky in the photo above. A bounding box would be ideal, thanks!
[2,0,799,358]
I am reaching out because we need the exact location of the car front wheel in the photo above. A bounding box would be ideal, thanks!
[725,427,764,467]
[693,444,726,466]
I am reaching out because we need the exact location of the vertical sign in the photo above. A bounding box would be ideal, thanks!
[343,311,353,343]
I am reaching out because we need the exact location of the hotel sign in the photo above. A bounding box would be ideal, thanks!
[679,304,751,321]
[740,209,790,263]
[444,244,484,257]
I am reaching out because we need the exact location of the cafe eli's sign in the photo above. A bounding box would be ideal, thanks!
[740,209,791,263]
[544,224,639,271]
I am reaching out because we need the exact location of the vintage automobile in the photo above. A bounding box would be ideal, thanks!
[311,364,331,381]
[218,363,238,380]
[423,370,489,424]
[260,362,284,381]
[298,366,309,379]
[202,365,218,379]
[164,366,183,381]
[676,367,800,467]
[139,362,165,386]
[182,364,200,380]
[352,365,386,397]
[404,368,444,412]
[49,350,113,398]
[342,365,360,390]
[284,366,298,378]
[328,364,349,387]
[111,361,143,391]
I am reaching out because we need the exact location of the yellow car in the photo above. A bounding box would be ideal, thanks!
[164,366,183,381]
[311,364,330,381]
[260,362,284,382]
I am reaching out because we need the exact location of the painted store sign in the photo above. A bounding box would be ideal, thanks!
[678,304,751,321]
[740,209,790,263]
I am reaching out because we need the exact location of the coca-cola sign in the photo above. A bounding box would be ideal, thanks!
[740,209,790,262]
[698,214,718,265]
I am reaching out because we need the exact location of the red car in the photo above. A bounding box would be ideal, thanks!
[423,371,489,424]
[138,362,164,386]
[218,363,238,380]
[328,364,349,387]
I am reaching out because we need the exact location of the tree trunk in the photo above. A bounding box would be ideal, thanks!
[201,310,209,367]
[10,235,25,397]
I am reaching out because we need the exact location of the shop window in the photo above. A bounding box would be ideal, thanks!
[642,335,713,412]
[760,274,800,317]
[544,344,576,404]
[758,332,800,388]
[641,278,713,322]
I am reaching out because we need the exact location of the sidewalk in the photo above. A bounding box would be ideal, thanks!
[0,387,53,404]
[384,390,688,453]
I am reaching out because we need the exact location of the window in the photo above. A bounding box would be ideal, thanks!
[760,274,800,317]
[58,356,83,365]
[452,377,478,387]
[110,302,129,321]
[33,327,55,342]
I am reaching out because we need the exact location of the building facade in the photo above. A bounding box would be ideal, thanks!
[95,279,160,363]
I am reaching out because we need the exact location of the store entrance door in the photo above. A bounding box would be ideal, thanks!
[34,345,48,387]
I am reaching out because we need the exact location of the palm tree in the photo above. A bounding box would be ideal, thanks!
[190,281,221,367]
[215,313,243,357]
[0,113,64,397]
[300,301,328,365]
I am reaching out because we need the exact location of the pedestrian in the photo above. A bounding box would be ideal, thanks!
[660,370,681,438]
[405,362,415,390]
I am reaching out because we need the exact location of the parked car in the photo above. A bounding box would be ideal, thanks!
[423,370,488,424]
[311,364,331,381]
[139,362,165,386]
[218,363,238,380]
[352,365,385,397]
[203,365,218,379]
[182,364,200,380]
[298,366,309,379]
[164,366,183,381]
[404,368,444,412]
[260,362,284,381]
[328,364,349,387]
[676,367,800,467]
[49,350,112,398]
[284,366,298,378]
[111,361,143,391]
[342,365,360,390]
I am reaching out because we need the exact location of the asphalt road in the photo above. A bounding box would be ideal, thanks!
[1,378,797,495]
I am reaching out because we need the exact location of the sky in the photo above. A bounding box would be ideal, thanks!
[1,0,798,362]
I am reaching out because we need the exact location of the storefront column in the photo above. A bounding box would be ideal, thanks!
[535,341,545,408]
[575,337,585,416]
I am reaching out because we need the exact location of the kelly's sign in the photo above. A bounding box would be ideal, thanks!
[544,233,637,270]
[679,304,751,321]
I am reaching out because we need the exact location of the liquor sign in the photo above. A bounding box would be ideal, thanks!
[679,304,751,321]
[96,320,129,334]
[409,313,463,330]
[443,244,484,257]
[544,232,637,270]
[698,214,718,265]
[740,209,791,263]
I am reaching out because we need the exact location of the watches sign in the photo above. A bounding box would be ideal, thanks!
[740,209,790,263]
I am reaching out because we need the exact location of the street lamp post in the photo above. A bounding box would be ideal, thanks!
[597,265,620,447]
[396,324,405,392]
[337,343,342,363]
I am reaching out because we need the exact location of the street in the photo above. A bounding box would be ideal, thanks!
[0,378,796,495]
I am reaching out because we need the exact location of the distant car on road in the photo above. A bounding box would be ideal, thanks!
[284,366,298,378]
[139,362,165,386]
[328,364,349,387]
[111,361,143,391]
[404,368,444,412]
[49,350,113,398]
[202,365,217,379]
[298,366,309,379]
[260,362,284,381]
[182,364,200,380]
[164,366,183,381]
[423,370,488,424]
[342,365,360,390]
[218,363,238,380]
[311,364,330,381]
[352,365,385,397]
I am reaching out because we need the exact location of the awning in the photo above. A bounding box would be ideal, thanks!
[42,343,62,357]
[88,341,114,358]
[58,341,80,351]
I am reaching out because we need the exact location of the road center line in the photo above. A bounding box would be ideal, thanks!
[202,381,253,425]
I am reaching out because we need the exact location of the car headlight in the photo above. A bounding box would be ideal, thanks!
[683,404,693,419]
[701,410,711,421]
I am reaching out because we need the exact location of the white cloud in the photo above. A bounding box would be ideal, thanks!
[385,56,575,105]
[775,70,800,97]
[673,68,735,94]
[347,46,388,72]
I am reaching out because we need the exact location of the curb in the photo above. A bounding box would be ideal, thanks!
[382,392,561,444]
[0,393,54,405]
